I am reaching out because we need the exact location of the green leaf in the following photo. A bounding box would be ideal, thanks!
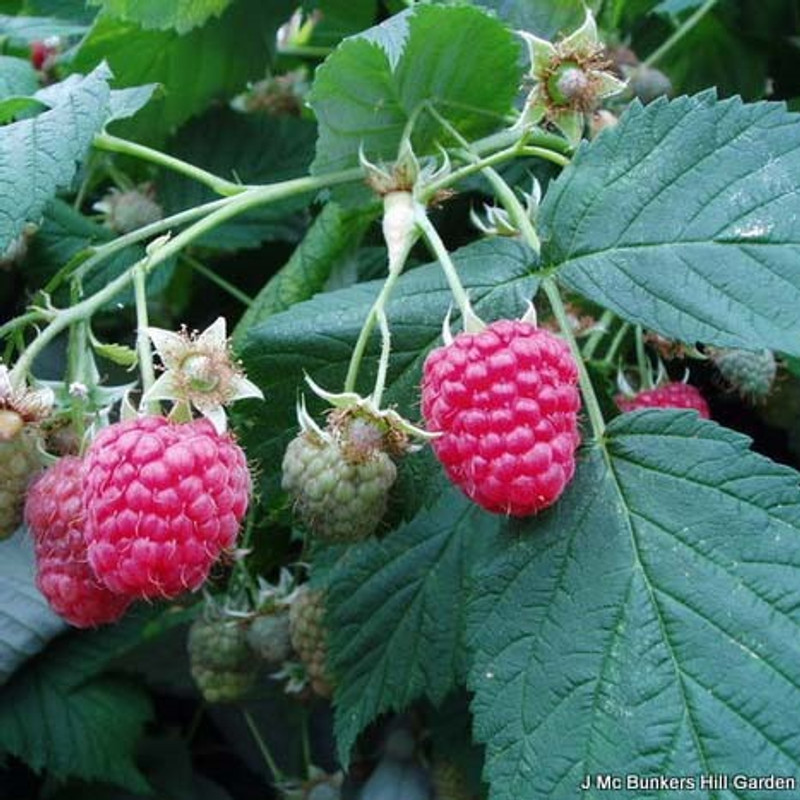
[0,95,44,123]
[304,0,377,47]
[0,63,112,254]
[542,93,800,356]
[0,530,66,687]
[0,54,38,98]
[237,238,537,496]
[0,613,156,790]
[469,411,800,799]
[473,0,590,39]
[0,13,88,43]
[158,107,317,252]
[309,4,521,173]
[23,0,97,23]
[232,201,378,350]
[88,0,232,34]
[72,0,295,143]
[324,489,502,761]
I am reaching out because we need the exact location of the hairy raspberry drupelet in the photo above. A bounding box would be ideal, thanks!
[421,319,581,517]
[616,382,710,418]
[26,456,132,628]
[83,416,251,599]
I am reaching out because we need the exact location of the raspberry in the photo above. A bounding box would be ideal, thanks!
[616,382,710,418]
[0,422,41,540]
[711,348,776,401]
[289,587,333,699]
[25,457,132,628]
[247,609,292,666]
[95,187,163,234]
[83,416,251,599]
[421,319,581,517]
[188,616,257,703]
[431,761,472,800]
[282,418,396,543]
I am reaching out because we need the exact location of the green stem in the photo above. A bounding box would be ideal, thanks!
[644,0,719,68]
[277,44,333,58]
[133,264,157,410]
[373,306,391,408]
[242,710,285,784]
[11,168,363,384]
[480,165,607,441]
[182,254,254,308]
[50,195,233,292]
[582,309,615,360]
[424,105,542,253]
[414,207,481,330]
[343,245,409,395]
[94,132,247,197]
[543,279,606,441]
[422,143,525,200]
[635,325,652,389]
[519,146,570,168]
[471,126,572,158]
[0,309,53,342]
[604,321,631,366]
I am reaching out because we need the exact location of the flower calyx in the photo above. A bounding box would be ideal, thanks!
[518,11,626,145]
[144,317,263,433]
[0,366,54,441]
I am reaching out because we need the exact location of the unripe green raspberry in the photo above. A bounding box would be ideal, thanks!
[282,427,396,543]
[628,65,672,104]
[247,609,292,667]
[188,616,258,703]
[711,348,777,401]
[547,62,591,107]
[431,761,472,800]
[0,422,42,539]
[95,187,163,234]
[289,587,333,699]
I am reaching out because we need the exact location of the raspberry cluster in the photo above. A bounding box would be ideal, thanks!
[25,416,251,627]
[421,319,581,516]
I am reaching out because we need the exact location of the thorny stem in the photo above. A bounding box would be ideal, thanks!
[242,710,285,784]
[11,168,363,384]
[582,309,615,360]
[644,0,719,68]
[94,132,247,197]
[133,263,158,411]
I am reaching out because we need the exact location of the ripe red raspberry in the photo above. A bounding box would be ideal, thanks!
[421,319,581,517]
[25,456,132,628]
[615,382,710,418]
[83,416,250,599]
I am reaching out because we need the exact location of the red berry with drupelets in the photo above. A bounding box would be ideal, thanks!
[615,382,710,418]
[421,319,582,517]
[83,416,250,599]
[26,456,132,628]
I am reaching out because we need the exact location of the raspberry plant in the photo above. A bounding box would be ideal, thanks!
[2,2,800,799]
